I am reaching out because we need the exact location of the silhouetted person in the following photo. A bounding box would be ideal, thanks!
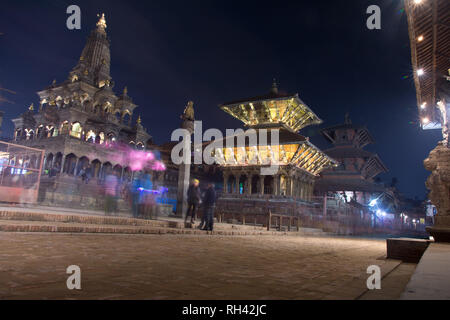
[202,183,216,231]
[185,179,201,224]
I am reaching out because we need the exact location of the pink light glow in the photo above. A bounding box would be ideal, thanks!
[86,141,166,172]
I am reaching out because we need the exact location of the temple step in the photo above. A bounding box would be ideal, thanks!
[0,210,330,236]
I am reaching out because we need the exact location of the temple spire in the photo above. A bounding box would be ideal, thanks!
[69,14,112,87]
[96,13,107,33]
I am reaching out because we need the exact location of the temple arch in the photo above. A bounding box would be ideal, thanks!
[63,153,77,175]
[60,121,70,135]
[70,122,82,139]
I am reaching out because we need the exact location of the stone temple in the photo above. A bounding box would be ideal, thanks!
[11,14,153,209]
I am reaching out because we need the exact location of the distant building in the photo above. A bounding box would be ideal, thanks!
[315,114,389,206]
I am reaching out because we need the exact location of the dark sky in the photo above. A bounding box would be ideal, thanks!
[0,0,443,199]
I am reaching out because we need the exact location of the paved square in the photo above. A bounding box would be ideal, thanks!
[0,233,399,300]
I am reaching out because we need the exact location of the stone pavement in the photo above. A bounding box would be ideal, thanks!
[0,232,414,300]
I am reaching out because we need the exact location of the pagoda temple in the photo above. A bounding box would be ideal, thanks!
[314,114,388,205]
[216,82,337,201]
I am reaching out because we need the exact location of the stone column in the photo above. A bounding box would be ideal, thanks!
[223,173,229,194]
[60,155,66,174]
[273,175,279,196]
[74,158,80,176]
[175,101,195,219]
[259,176,265,195]
[246,174,252,195]
[286,177,292,197]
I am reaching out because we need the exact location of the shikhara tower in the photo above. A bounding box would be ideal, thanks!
[12,14,152,180]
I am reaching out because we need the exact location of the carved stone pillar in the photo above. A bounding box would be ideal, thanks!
[223,173,229,194]
[424,143,450,242]
[273,175,279,196]
[259,176,265,195]
[246,174,252,195]
[175,101,195,219]
[60,155,66,174]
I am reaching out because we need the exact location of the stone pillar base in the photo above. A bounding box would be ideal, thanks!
[424,143,450,243]
[426,227,450,243]
[427,216,450,243]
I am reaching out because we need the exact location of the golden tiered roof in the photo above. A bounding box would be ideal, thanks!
[217,83,337,176]
[220,83,322,132]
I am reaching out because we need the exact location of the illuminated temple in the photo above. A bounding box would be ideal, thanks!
[217,82,337,201]
[10,15,153,208]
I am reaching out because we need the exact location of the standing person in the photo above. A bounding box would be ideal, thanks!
[202,183,216,232]
[185,179,201,224]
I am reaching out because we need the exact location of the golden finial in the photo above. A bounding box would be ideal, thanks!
[96,13,107,30]
[123,86,128,95]
[28,103,34,111]
[137,115,142,125]
[52,79,56,86]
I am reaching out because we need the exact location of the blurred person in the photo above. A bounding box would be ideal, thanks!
[185,179,201,224]
[202,183,216,232]
[130,174,142,218]
[104,171,119,215]
[140,171,155,219]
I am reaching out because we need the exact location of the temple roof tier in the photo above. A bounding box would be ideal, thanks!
[214,128,337,176]
[220,89,322,133]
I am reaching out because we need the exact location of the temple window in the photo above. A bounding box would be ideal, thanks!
[122,111,131,125]
[15,129,22,141]
[60,121,70,135]
[86,130,96,143]
[25,129,34,140]
[107,133,116,143]
[70,122,82,139]
[136,142,144,150]
[98,132,105,144]
[115,111,121,122]
[37,125,44,139]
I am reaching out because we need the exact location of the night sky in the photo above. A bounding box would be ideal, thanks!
[0,0,443,199]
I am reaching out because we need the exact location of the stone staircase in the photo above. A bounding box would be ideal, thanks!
[0,210,330,237]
